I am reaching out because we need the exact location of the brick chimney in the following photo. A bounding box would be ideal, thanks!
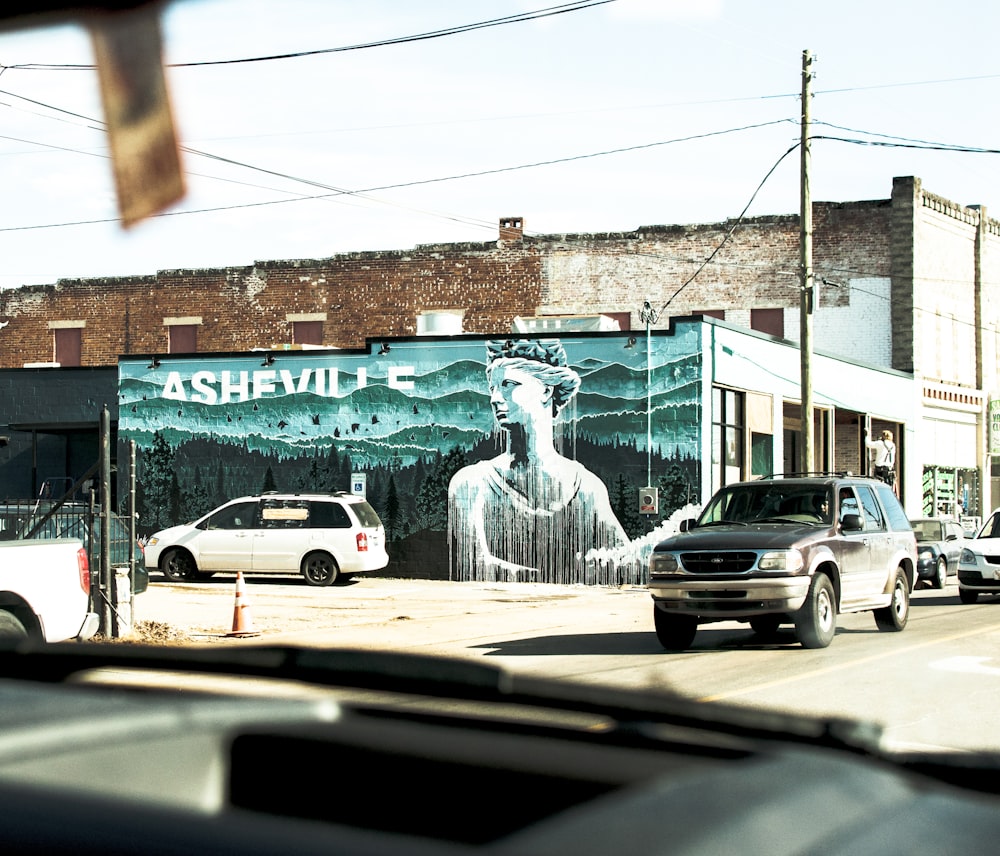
[499,216,524,242]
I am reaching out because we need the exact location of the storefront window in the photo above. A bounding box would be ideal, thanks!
[712,387,744,491]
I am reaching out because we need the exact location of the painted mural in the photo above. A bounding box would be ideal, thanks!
[117,327,703,585]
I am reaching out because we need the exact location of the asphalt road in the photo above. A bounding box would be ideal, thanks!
[133,572,1000,754]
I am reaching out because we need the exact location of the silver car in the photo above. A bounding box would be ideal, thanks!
[957,508,1000,604]
[910,516,966,589]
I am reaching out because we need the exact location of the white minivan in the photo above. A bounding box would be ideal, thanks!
[144,492,388,586]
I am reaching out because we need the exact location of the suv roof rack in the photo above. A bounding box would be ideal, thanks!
[757,472,851,480]
[256,491,353,497]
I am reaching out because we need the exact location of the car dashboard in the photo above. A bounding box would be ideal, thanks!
[2,643,1000,855]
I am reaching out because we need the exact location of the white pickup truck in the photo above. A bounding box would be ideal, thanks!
[0,539,100,643]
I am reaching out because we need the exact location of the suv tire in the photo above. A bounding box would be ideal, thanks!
[654,610,698,651]
[794,573,836,649]
[874,567,909,632]
[749,614,783,638]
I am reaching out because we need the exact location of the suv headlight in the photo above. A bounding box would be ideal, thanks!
[960,548,977,564]
[649,553,680,575]
[758,549,804,572]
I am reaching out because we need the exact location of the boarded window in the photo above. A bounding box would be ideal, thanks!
[261,501,309,528]
[169,324,197,354]
[54,327,82,367]
[293,320,323,345]
[751,308,784,338]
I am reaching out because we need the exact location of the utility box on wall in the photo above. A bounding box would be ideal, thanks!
[639,487,658,515]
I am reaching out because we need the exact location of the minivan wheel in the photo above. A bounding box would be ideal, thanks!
[302,551,339,586]
[874,567,910,632]
[795,573,836,648]
[161,548,197,582]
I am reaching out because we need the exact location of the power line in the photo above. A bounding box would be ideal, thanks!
[2,1,616,71]
[653,143,801,315]
[814,135,1000,155]
[0,119,794,233]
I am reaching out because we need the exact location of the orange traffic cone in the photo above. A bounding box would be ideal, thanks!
[226,571,260,638]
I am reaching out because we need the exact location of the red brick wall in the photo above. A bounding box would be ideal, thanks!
[0,247,543,367]
[0,187,989,380]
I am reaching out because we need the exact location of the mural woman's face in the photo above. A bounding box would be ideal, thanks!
[489,364,551,430]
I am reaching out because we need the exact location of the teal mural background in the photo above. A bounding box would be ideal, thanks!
[118,327,703,582]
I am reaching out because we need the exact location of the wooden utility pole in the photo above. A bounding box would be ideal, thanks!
[799,50,815,473]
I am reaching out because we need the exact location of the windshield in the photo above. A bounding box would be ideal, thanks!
[699,483,832,524]
[912,519,944,542]
[1,1,998,826]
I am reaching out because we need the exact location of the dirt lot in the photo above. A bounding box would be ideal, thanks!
[124,574,653,659]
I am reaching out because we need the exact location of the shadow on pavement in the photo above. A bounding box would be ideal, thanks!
[473,631,663,657]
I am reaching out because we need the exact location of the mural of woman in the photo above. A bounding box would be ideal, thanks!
[448,338,629,583]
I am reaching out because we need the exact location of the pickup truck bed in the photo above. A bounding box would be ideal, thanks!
[0,539,99,643]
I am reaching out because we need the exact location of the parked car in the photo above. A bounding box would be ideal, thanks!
[957,508,1000,603]
[144,492,389,586]
[0,501,148,595]
[648,474,917,649]
[909,516,966,588]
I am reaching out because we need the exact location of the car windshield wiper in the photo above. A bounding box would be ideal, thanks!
[697,519,748,527]
[753,516,804,524]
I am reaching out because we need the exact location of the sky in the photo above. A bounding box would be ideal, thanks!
[0,0,999,291]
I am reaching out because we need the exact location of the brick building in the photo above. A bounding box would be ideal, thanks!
[0,175,995,518]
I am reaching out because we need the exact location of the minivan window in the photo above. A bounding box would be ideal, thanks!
[202,501,258,530]
[348,501,382,529]
[309,501,352,529]
[261,500,309,528]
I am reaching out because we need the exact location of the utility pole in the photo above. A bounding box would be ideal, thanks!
[640,300,659,485]
[99,404,112,635]
[799,50,815,474]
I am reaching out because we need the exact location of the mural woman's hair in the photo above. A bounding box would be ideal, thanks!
[486,338,581,413]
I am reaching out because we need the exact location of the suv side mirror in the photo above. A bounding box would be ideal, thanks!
[679,518,696,532]
[841,513,863,532]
